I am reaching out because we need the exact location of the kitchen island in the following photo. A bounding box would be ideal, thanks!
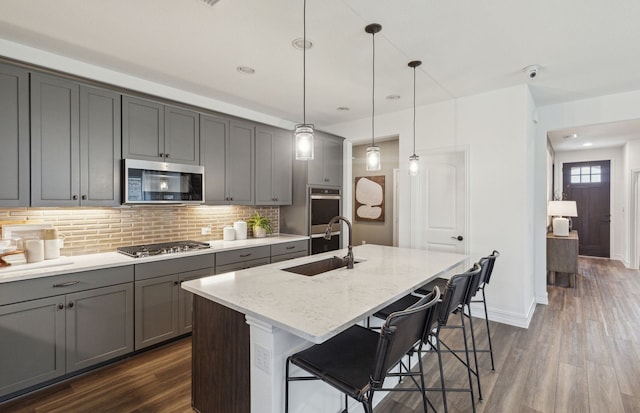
[181,244,468,413]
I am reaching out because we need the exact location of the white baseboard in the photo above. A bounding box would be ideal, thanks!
[469,296,536,329]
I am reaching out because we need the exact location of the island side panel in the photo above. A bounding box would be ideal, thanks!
[192,295,250,413]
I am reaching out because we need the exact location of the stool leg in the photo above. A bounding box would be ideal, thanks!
[482,289,495,371]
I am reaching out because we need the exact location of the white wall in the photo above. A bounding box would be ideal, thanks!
[327,85,538,327]
[553,147,625,261]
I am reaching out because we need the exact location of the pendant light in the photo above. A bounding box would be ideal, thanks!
[365,23,382,171]
[408,60,421,176]
[294,0,314,160]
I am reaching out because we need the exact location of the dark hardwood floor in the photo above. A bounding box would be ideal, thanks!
[2,257,638,413]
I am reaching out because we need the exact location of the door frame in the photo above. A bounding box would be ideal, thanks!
[410,146,470,254]
[631,168,640,269]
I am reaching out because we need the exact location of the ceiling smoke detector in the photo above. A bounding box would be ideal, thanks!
[292,38,313,50]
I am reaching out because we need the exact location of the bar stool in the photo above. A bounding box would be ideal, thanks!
[285,288,440,413]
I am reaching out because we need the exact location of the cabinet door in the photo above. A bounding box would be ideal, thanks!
[307,134,326,186]
[165,106,199,165]
[79,86,122,206]
[322,135,343,186]
[178,268,213,334]
[0,63,29,207]
[30,74,80,206]
[134,274,179,350]
[255,127,275,205]
[200,114,228,204]
[227,121,255,205]
[122,96,164,161]
[272,129,293,204]
[65,283,134,373]
[0,296,65,398]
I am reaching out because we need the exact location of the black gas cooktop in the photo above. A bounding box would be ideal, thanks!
[117,240,210,258]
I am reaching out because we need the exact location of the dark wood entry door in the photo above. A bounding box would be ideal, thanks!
[562,160,611,257]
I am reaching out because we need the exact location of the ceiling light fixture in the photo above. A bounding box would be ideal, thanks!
[294,0,314,160]
[583,142,593,147]
[236,66,255,75]
[337,106,350,111]
[365,23,382,171]
[408,60,421,176]
[563,133,578,140]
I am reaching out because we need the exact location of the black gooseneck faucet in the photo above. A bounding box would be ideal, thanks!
[324,215,354,269]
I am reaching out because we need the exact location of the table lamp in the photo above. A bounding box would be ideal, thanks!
[548,200,578,236]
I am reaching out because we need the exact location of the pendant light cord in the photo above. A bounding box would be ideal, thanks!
[371,31,376,147]
[303,0,307,125]
[412,65,416,154]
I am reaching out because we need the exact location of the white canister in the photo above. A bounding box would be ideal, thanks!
[233,221,247,240]
[43,228,60,260]
[25,239,45,263]
[223,226,236,241]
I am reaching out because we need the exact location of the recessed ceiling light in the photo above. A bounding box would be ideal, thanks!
[292,38,313,50]
[386,94,401,100]
[583,142,593,147]
[336,106,350,111]
[200,0,221,6]
[236,66,255,75]
[563,133,578,140]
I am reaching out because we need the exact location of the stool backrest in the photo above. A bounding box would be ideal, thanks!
[436,266,478,325]
[462,263,483,306]
[370,288,440,389]
[480,250,500,286]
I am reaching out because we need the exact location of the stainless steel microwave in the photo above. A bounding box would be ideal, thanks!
[123,159,205,204]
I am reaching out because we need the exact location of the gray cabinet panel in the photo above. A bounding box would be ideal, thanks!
[227,121,255,204]
[30,74,80,206]
[66,283,134,372]
[134,274,179,350]
[178,268,212,334]
[270,240,308,256]
[165,106,199,165]
[270,250,308,263]
[79,86,122,206]
[134,254,214,281]
[200,114,228,204]
[215,246,270,267]
[255,126,292,205]
[308,132,343,187]
[122,96,164,161]
[0,296,65,397]
[215,257,271,274]
[0,63,29,207]
[0,265,134,306]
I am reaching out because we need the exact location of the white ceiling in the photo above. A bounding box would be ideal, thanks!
[2,0,640,144]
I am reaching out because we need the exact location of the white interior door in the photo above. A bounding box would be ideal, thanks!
[410,150,467,253]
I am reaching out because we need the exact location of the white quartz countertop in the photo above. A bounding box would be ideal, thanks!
[0,234,309,284]
[182,244,468,344]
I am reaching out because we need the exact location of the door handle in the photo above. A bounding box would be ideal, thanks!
[451,235,464,241]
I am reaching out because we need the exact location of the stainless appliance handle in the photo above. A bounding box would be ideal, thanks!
[310,195,341,200]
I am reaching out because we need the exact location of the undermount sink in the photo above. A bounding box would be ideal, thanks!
[282,256,360,276]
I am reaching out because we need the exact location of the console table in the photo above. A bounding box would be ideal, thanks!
[547,230,579,287]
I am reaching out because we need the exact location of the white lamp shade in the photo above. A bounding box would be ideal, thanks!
[366,145,381,171]
[547,200,578,217]
[295,125,314,160]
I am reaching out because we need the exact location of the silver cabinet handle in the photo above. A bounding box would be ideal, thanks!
[239,253,252,258]
[286,246,295,250]
[53,281,80,287]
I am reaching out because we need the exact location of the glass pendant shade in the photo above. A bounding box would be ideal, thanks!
[366,145,381,171]
[295,124,314,160]
[408,154,419,176]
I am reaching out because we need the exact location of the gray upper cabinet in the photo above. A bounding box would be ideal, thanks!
[307,132,343,187]
[200,114,254,205]
[79,86,122,206]
[0,63,29,207]
[31,74,121,207]
[122,96,199,165]
[255,126,292,205]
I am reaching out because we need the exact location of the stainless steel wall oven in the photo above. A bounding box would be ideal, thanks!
[309,187,341,254]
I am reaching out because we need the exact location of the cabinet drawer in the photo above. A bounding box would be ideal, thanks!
[270,240,308,257]
[270,250,308,264]
[215,257,271,274]
[0,266,134,306]
[215,246,270,267]
[135,253,215,280]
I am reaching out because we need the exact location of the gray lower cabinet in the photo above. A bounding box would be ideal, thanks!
[255,126,292,205]
[200,114,255,205]
[31,73,121,206]
[122,96,199,165]
[134,254,214,350]
[0,63,29,207]
[270,240,309,263]
[215,246,270,274]
[0,266,134,399]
